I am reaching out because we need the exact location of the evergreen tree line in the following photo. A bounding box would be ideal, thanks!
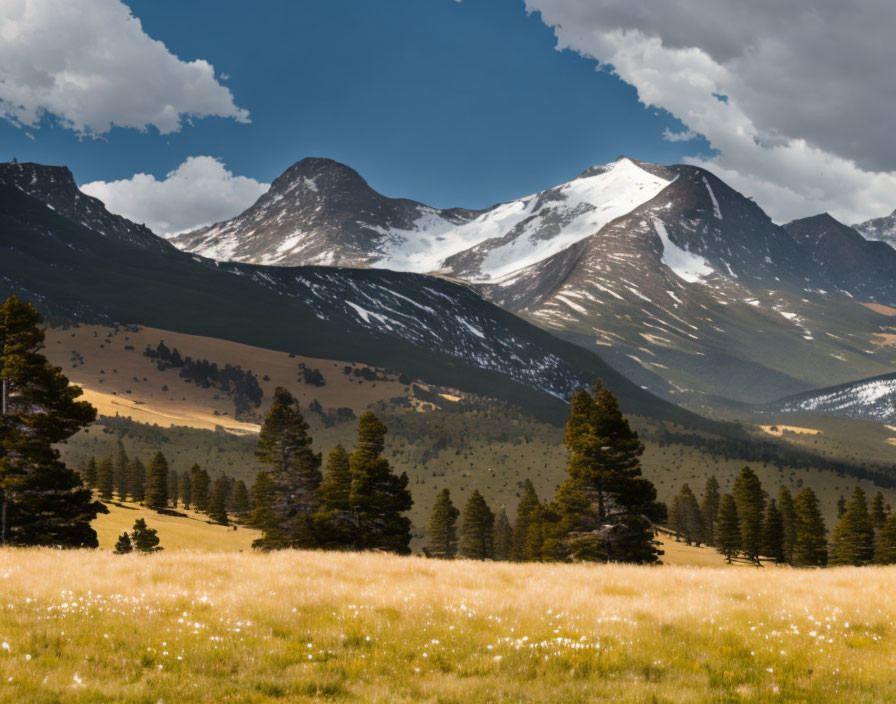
[649,427,896,489]
[249,387,414,553]
[425,381,665,564]
[668,469,896,566]
[143,341,263,418]
[81,443,251,526]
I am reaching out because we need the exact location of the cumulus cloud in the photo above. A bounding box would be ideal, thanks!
[0,0,248,135]
[525,1,896,223]
[81,157,268,235]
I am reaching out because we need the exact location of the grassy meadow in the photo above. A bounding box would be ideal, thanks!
[0,549,894,703]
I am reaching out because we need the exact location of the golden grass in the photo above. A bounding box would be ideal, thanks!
[0,549,893,703]
[43,324,413,432]
[860,302,896,316]
[759,425,822,437]
[92,500,259,552]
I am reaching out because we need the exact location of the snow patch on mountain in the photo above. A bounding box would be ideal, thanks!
[653,219,714,283]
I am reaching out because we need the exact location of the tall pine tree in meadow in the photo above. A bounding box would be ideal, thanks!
[129,458,145,503]
[668,494,684,540]
[144,451,169,509]
[700,476,721,546]
[425,488,459,559]
[552,380,662,563]
[253,388,322,550]
[167,469,180,508]
[207,474,231,525]
[792,487,827,567]
[512,479,540,561]
[873,513,896,565]
[179,470,191,510]
[82,457,98,488]
[829,487,875,566]
[313,445,355,547]
[777,487,797,565]
[113,440,130,501]
[96,457,115,501]
[459,490,495,560]
[493,508,513,561]
[230,480,250,520]
[715,494,741,563]
[190,464,210,513]
[761,498,785,563]
[733,467,765,565]
[870,491,888,531]
[676,483,704,546]
[0,296,106,547]
[131,518,162,553]
[348,412,412,554]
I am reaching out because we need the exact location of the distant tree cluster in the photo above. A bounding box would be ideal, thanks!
[307,399,356,428]
[250,388,413,553]
[424,381,664,564]
[668,468,896,567]
[143,341,263,419]
[298,363,326,387]
[114,518,163,555]
[82,443,251,527]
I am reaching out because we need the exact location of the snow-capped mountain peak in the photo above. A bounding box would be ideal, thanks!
[853,208,896,250]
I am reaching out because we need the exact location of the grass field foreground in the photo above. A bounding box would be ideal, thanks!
[0,550,893,702]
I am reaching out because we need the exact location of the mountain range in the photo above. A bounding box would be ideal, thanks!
[168,156,896,407]
[0,161,709,429]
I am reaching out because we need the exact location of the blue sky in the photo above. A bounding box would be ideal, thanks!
[1,0,708,211]
[3,0,893,231]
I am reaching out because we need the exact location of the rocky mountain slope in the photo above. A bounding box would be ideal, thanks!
[854,209,896,250]
[0,161,173,253]
[166,156,896,407]
[775,372,896,423]
[0,170,714,429]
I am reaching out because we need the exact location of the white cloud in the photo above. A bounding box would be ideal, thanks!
[0,0,248,135]
[525,1,896,224]
[81,157,268,235]
[662,128,697,143]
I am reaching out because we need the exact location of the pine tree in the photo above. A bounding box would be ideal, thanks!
[129,458,145,503]
[313,445,354,547]
[113,440,130,501]
[715,494,741,563]
[761,498,785,563]
[873,514,896,565]
[493,508,513,561]
[208,475,231,525]
[167,469,179,508]
[829,487,875,566]
[179,470,191,510]
[144,451,169,509]
[524,503,547,561]
[870,491,888,530]
[96,457,115,501]
[253,387,322,550]
[190,465,210,512]
[792,488,827,567]
[700,476,721,546]
[777,487,797,565]
[512,479,540,561]
[82,457,98,488]
[0,296,105,546]
[131,518,162,553]
[554,381,662,563]
[113,531,133,554]
[836,495,847,519]
[459,490,495,560]
[347,412,413,553]
[676,483,704,546]
[249,472,276,530]
[230,480,250,520]
[733,467,765,565]
[425,488,459,559]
